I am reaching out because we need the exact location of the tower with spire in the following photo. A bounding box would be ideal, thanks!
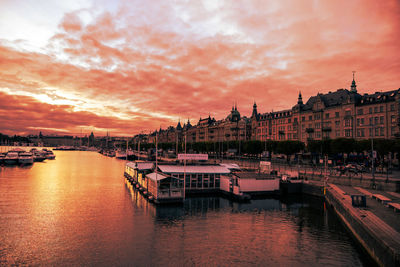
[176,120,182,131]
[297,91,303,105]
[251,101,258,119]
[350,71,357,93]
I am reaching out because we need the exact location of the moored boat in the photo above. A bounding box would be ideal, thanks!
[4,152,19,165]
[124,162,184,204]
[18,152,34,165]
[42,149,56,159]
[33,151,47,162]
[115,150,127,159]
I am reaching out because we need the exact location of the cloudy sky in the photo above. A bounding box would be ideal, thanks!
[1,0,399,136]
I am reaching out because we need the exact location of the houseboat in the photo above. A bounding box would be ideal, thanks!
[220,171,280,199]
[144,172,183,204]
[125,162,183,203]
[157,165,231,193]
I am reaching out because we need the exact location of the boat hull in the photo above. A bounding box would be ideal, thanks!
[34,156,46,162]
[19,158,34,165]
[4,158,18,165]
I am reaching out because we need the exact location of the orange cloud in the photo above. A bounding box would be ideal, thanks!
[0,0,399,136]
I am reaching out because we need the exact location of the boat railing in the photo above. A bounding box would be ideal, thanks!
[158,188,183,198]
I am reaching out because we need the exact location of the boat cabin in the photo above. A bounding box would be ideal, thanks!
[145,172,183,203]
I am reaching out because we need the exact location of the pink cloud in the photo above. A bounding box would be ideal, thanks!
[0,0,399,135]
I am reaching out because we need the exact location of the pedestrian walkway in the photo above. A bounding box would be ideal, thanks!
[337,184,400,233]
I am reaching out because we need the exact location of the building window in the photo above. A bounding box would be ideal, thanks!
[345,129,352,137]
[335,121,340,127]
[391,115,396,123]
[369,117,373,126]
[302,116,305,122]
[391,126,396,136]
[357,109,363,115]
[316,131,321,138]
[361,129,365,137]
[380,106,384,112]
[335,130,340,137]
[309,115,312,121]
[380,127,384,136]
[335,112,339,118]
[380,116,384,124]
[374,117,379,125]
[369,107,372,114]
[325,113,329,119]
[375,128,379,136]
[356,118,360,126]
[390,104,395,111]
[374,107,378,113]
[361,118,364,126]
[345,119,351,127]
[369,128,373,137]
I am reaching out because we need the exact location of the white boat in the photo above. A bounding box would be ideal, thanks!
[34,151,47,162]
[4,152,19,165]
[42,149,56,160]
[18,152,34,165]
[115,150,127,159]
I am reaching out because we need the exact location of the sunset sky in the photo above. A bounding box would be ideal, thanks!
[1,0,399,136]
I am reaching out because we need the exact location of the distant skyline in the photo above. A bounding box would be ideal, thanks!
[1,0,399,136]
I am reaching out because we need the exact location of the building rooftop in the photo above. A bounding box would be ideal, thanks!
[147,172,168,181]
[158,165,231,174]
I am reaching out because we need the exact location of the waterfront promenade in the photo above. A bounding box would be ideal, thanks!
[324,182,400,266]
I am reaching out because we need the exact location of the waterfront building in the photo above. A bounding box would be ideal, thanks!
[134,76,399,145]
[252,76,400,142]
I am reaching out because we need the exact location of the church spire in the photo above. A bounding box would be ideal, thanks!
[298,91,303,105]
[252,101,258,119]
[350,71,357,93]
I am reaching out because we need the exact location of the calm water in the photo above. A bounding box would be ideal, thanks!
[0,151,372,266]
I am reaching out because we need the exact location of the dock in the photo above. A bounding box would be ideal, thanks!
[324,183,400,267]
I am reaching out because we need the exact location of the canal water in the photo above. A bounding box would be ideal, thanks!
[0,150,373,266]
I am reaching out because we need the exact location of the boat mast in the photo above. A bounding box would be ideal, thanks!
[155,132,158,180]
[183,133,186,200]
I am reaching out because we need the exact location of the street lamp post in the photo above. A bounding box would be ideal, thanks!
[371,124,376,188]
